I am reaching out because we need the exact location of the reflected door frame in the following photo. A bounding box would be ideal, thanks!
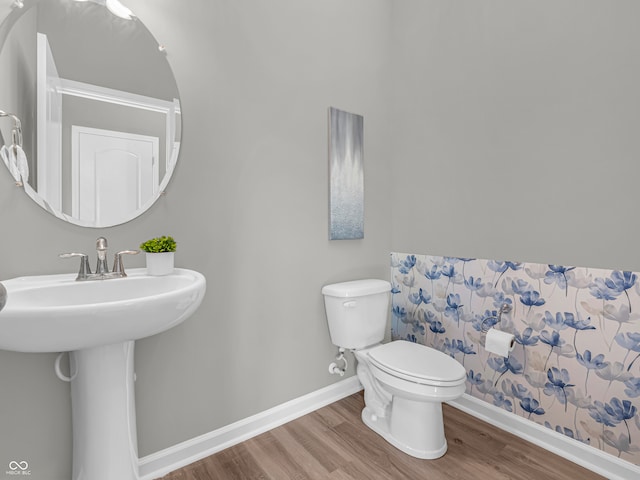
[36,32,63,210]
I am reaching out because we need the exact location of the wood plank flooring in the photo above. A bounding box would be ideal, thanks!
[157,392,606,480]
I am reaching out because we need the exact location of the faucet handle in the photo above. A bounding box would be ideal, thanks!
[59,252,92,280]
[112,250,140,277]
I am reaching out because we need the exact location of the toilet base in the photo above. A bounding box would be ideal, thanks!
[361,400,448,460]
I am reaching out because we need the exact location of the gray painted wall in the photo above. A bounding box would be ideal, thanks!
[2,0,640,478]
[0,0,392,478]
[389,0,640,271]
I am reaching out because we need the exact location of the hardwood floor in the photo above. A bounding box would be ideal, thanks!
[157,392,606,480]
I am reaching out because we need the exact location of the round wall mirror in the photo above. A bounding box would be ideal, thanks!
[0,0,181,227]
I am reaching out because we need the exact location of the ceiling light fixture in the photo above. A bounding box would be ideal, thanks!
[73,0,134,20]
[105,0,133,20]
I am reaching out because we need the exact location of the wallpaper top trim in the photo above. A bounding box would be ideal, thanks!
[390,253,640,466]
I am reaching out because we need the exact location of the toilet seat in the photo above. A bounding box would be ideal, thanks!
[367,341,466,386]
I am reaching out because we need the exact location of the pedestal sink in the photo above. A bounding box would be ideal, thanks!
[0,268,206,480]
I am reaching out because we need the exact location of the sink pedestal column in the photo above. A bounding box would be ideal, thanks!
[70,341,139,480]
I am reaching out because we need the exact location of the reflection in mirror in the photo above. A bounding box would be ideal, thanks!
[0,0,182,227]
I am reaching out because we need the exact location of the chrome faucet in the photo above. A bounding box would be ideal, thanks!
[60,237,139,281]
[95,237,109,275]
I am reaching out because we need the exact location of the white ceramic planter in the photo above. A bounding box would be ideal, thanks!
[145,252,174,276]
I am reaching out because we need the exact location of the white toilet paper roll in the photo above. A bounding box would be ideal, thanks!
[485,328,515,357]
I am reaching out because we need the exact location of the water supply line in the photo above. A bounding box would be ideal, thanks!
[54,353,78,382]
[328,347,348,376]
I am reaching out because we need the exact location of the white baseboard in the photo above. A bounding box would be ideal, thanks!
[138,376,363,480]
[448,393,640,480]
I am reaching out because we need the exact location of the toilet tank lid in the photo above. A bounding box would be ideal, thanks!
[322,279,391,298]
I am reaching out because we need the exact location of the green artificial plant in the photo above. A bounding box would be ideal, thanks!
[139,235,177,253]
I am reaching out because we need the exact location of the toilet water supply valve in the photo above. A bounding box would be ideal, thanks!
[328,347,348,376]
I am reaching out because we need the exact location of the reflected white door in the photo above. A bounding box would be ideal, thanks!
[71,126,159,226]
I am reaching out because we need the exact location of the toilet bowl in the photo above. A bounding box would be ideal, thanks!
[322,279,467,459]
[355,341,466,459]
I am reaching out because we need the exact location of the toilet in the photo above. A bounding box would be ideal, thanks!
[322,279,466,459]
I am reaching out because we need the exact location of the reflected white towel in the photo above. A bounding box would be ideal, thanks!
[0,144,21,184]
[14,144,28,183]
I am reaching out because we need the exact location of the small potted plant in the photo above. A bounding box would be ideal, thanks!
[139,235,177,276]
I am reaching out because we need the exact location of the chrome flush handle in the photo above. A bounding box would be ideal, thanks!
[0,282,7,312]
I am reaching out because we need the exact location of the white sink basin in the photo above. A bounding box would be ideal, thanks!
[0,268,206,353]
[0,266,206,479]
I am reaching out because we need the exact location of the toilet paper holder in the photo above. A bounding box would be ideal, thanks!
[480,303,512,332]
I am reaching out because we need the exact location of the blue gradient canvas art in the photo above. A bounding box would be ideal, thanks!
[328,107,363,240]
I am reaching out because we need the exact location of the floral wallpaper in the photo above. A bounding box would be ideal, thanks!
[390,253,640,466]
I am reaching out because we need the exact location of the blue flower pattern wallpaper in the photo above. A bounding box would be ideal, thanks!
[390,253,640,466]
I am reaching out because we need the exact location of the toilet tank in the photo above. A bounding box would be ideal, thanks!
[321,279,391,350]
